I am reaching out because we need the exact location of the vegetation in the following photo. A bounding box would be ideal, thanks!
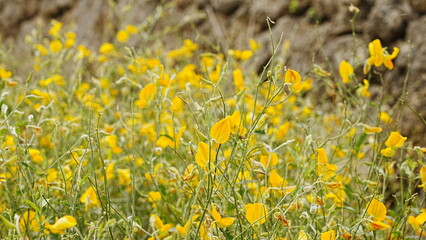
[0,3,425,240]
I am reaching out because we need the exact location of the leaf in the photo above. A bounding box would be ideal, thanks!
[24,199,40,212]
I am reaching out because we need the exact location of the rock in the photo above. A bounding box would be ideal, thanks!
[407,0,426,14]
[210,0,243,15]
[365,1,408,43]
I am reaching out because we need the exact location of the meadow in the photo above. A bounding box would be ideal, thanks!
[0,4,425,240]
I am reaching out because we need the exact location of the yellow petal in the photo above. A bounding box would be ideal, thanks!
[48,216,77,234]
[218,217,235,228]
[195,142,215,170]
[416,212,426,225]
[363,125,382,134]
[284,69,301,84]
[269,169,286,187]
[317,148,328,164]
[321,230,336,240]
[245,203,268,225]
[139,83,157,100]
[369,221,390,230]
[339,60,354,84]
[211,204,222,222]
[385,131,406,148]
[380,147,395,157]
[367,199,387,221]
[408,215,420,230]
[210,117,231,144]
[260,153,279,168]
[297,231,308,240]
[419,167,426,190]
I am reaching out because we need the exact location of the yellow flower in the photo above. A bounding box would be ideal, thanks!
[0,68,12,79]
[284,69,303,93]
[365,39,399,72]
[64,32,76,48]
[125,25,138,34]
[76,45,91,59]
[366,199,390,230]
[367,199,387,221]
[20,210,40,232]
[317,148,338,180]
[116,30,129,43]
[99,42,115,55]
[229,110,242,134]
[369,220,390,230]
[211,204,235,228]
[379,111,392,124]
[317,148,328,164]
[135,83,156,108]
[383,47,399,70]
[45,215,77,234]
[176,215,198,236]
[195,142,216,171]
[297,231,309,240]
[363,125,382,134]
[148,191,162,206]
[339,60,354,84]
[380,147,395,157]
[80,187,100,209]
[268,169,287,188]
[50,40,63,53]
[249,38,261,51]
[367,39,384,67]
[245,203,268,225]
[48,20,62,38]
[210,117,231,144]
[35,44,49,56]
[233,68,245,91]
[385,131,406,148]
[29,149,44,163]
[150,214,173,238]
[357,79,371,97]
[260,153,279,168]
[106,163,115,180]
[408,212,426,231]
[117,169,131,186]
[321,230,336,240]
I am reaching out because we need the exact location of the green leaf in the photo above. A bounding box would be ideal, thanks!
[24,199,40,212]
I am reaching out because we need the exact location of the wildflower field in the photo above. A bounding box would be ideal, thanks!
[0,2,425,240]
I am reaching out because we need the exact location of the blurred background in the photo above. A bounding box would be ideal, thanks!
[0,0,425,143]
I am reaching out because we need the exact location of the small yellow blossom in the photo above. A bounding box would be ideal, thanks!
[284,69,303,93]
[99,42,115,55]
[0,68,12,79]
[45,215,77,234]
[80,187,100,209]
[363,125,382,134]
[50,40,63,53]
[339,60,354,84]
[116,30,129,43]
[211,204,234,228]
[379,111,393,124]
[29,149,44,163]
[117,169,131,186]
[321,230,336,240]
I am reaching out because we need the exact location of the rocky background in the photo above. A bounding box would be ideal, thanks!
[0,0,425,144]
